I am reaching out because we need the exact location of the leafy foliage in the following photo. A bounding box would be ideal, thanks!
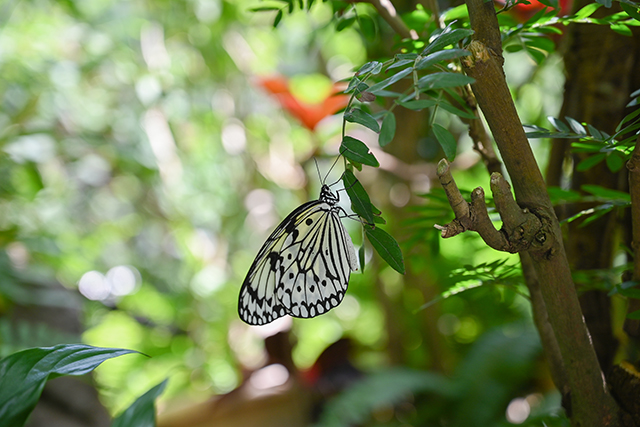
[343,23,477,164]
[111,379,168,427]
[0,345,139,427]
[420,259,525,311]
[317,326,562,427]
[501,1,640,62]
[2,0,637,424]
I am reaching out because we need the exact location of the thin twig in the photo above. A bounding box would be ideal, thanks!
[364,0,418,40]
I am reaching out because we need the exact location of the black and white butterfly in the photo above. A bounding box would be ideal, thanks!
[238,184,358,325]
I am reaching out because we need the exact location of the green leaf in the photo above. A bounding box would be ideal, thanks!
[605,151,625,172]
[538,0,558,9]
[356,61,383,76]
[345,108,380,133]
[249,6,283,12]
[525,47,546,64]
[368,67,413,94]
[617,105,640,130]
[417,72,475,90]
[524,37,556,54]
[572,140,607,152]
[548,116,570,132]
[365,227,405,274]
[581,185,631,202]
[587,123,604,140]
[358,244,366,272]
[565,116,587,135]
[336,16,356,31]
[627,309,640,320]
[547,186,581,204]
[388,59,414,70]
[399,99,438,110]
[346,76,363,93]
[112,379,168,427]
[575,3,602,18]
[438,100,477,120]
[415,49,471,70]
[618,287,640,299]
[273,9,284,27]
[342,170,374,224]
[441,4,469,21]
[359,14,376,40]
[609,280,639,297]
[379,113,396,147]
[396,53,418,60]
[610,23,632,36]
[341,136,380,167]
[422,27,475,56]
[432,123,457,161]
[621,2,640,21]
[0,345,138,427]
[372,215,386,225]
[504,44,524,53]
[576,153,606,171]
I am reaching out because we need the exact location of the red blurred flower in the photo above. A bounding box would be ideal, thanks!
[496,0,573,22]
[256,75,349,131]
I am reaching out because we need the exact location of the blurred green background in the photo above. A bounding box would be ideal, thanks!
[0,0,576,425]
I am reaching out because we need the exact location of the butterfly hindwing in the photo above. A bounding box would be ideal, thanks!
[278,203,349,318]
[238,186,357,325]
[238,200,318,325]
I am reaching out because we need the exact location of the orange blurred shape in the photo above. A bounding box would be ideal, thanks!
[256,75,349,131]
[496,0,573,22]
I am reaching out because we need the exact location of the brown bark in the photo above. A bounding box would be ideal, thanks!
[443,0,624,425]
[626,136,640,339]
[546,4,640,372]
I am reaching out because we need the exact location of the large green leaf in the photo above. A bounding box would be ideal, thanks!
[367,67,413,94]
[342,170,374,224]
[418,72,475,90]
[365,227,405,274]
[422,27,474,56]
[400,99,438,110]
[341,136,379,167]
[112,379,168,427]
[415,49,470,70]
[0,344,138,427]
[344,108,380,133]
[356,61,383,76]
[432,123,457,161]
[378,113,396,147]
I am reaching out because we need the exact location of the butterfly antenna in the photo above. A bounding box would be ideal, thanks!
[313,157,323,184]
[323,150,344,185]
[329,170,346,188]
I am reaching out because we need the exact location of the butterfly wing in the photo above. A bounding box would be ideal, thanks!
[276,203,357,318]
[238,199,357,325]
[238,200,322,325]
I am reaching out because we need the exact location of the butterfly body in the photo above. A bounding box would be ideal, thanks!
[239,185,358,325]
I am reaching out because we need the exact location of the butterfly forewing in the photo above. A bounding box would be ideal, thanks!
[238,185,357,325]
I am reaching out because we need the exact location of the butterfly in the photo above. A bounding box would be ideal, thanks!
[238,184,358,325]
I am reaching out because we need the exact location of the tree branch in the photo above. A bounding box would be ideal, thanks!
[363,0,418,40]
[519,252,571,404]
[456,0,622,424]
[436,159,547,252]
[624,134,640,339]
